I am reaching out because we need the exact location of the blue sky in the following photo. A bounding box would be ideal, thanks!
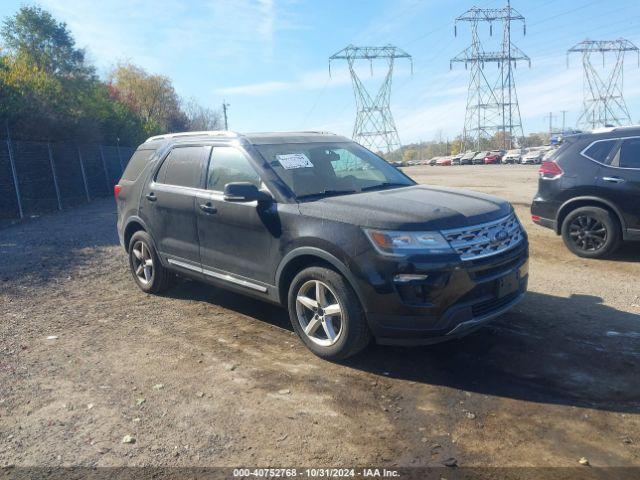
[1,0,639,144]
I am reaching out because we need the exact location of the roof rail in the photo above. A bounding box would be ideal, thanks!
[298,130,337,135]
[144,130,238,143]
[591,124,640,134]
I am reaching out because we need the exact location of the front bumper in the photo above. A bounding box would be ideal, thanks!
[361,241,529,345]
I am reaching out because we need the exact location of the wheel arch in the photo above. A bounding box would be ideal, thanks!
[123,216,161,256]
[556,196,625,234]
[275,247,366,308]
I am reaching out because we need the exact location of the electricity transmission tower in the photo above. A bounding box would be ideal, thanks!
[451,0,530,151]
[567,39,639,130]
[329,45,412,154]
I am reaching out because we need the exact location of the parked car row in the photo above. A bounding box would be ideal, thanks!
[411,146,559,166]
[391,146,558,168]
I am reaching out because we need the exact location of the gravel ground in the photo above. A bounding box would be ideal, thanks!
[1,164,639,468]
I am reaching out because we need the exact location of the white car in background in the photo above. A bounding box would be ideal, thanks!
[541,148,558,161]
[521,149,544,164]
[503,149,524,164]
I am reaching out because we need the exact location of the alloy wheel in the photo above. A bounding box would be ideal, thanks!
[295,280,343,347]
[131,240,154,285]
[569,215,607,252]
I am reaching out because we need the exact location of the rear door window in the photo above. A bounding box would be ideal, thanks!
[582,140,617,164]
[156,146,207,188]
[617,137,640,169]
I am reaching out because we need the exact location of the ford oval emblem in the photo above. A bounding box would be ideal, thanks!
[492,229,508,244]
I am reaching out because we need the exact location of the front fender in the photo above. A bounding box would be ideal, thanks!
[275,245,368,307]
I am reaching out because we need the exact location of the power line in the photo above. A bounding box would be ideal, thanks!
[528,0,602,27]
[300,77,330,128]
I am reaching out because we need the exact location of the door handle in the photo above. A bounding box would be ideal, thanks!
[602,176,625,184]
[145,192,157,201]
[199,203,217,214]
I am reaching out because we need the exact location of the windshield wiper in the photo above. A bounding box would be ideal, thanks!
[359,182,410,192]
[295,189,357,200]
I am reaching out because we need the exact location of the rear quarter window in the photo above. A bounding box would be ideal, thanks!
[582,140,617,164]
[122,149,156,181]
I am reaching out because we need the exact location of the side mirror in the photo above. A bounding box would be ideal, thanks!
[223,182,272,203]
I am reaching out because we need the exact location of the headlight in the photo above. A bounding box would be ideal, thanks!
[364,229,453,256]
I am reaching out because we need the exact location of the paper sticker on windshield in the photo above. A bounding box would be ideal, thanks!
[276,153,314,170]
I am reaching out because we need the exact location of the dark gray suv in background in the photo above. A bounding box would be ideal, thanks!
[115,131,528,360]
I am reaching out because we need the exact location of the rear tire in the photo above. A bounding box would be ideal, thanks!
[287,266,371,360]
[561,206,621,258]
[128,231,174,293]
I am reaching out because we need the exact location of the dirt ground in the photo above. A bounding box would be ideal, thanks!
[1,164,639,469]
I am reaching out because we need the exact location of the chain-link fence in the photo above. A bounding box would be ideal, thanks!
[0,139,135,221]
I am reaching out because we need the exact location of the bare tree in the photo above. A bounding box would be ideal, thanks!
[183,98,222,131]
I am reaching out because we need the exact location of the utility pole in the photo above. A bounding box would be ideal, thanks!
[568,39,639,129]
[544,112,556,135]
[451,1,530,151]
[222,100,230,130]
[560,110,568,133]
[329,45,412,154]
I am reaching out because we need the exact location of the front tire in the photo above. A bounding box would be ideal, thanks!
[287,266,371,360]
[128,231,174,293]
[561,206,621,258]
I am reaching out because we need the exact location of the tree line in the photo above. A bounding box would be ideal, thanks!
[0,5,221,146]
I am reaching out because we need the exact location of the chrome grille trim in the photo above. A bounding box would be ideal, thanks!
[442,213,524,261]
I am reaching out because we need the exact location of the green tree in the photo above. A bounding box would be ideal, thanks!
[1,5,93,78]
[0,51,65,138]
[1,6,218,144]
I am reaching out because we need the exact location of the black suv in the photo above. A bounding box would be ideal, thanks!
[531,126,640,258]
[116,131,528,360]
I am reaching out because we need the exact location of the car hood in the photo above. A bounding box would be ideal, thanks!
[297,185,512,230]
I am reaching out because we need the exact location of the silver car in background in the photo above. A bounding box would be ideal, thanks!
[521,149,544,164]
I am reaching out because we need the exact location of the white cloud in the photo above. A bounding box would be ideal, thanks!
[214,68,352,96]
[214,60,414,97]
[37,0,301,75]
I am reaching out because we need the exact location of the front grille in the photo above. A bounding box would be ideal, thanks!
[468,243,527,280]
[442,213,524,261]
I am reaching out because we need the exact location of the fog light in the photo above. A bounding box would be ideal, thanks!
[393,274,429,283]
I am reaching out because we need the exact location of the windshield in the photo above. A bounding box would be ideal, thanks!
[255,142,415,200]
